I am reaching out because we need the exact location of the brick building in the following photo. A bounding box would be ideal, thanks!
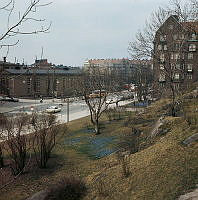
[153,15,198,88]
[0,59,82,98]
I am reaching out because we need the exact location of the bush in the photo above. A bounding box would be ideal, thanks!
[116,151,130,178]
[46,176,87,200]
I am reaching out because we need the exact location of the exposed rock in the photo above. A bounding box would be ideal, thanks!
[183,133,198,146]
[26,190,48,200]
[178,187,198,200]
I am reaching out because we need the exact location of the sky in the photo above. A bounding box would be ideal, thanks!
[0,0,169,66]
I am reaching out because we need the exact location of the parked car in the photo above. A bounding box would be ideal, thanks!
[106,96,122,104]
[45,106,61,113]
[0,96,19,102]
[87,90,107,99]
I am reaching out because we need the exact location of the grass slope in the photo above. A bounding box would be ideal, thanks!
[1,98,198,200]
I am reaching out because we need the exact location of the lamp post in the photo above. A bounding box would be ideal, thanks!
[11,78,14,97]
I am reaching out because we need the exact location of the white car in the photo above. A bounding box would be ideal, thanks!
[106,96,121,104]
[46,106,61,113]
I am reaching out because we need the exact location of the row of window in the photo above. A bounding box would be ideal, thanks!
[160,64,193,71]
[159,33,197,42]
[157,44,196,51]
[160,52,194,61]
[159,73,193,81]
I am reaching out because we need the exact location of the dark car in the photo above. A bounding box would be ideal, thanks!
[0,97,19,102]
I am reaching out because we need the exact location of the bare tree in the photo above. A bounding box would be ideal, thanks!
[0,0,51,48]
[0,114,6,168]
[128,0,198,116]
[0,0,51,96]
[31,113,59,168]
[78,68,119,134]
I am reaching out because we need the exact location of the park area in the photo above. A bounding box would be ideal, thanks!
[0,96,198,200]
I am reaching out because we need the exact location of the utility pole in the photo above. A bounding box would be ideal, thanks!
[67,98,69,122]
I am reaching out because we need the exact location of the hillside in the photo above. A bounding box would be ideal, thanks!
[0,93,198,200]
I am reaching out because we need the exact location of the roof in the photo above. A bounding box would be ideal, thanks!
[5,68,82,75]
[181,21,198,33]
[86,59,152,66]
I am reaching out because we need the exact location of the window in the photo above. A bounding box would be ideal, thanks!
[160,64,164,70]
[175,64,180,69]
[189,44,196,51]
[164,45,167,50]
[173,34,178,40]
[160,53,165,62]
[174,43,181,51]
[187,64,193,72]
[191,33,197,40]
[188,53,193,59]
[169,25,174,30]
[171,63,175,69]
[174,73,180,80]
[158,45,162,50]
[180,34,185,40]
[159,73,165,82]
[160,35,166,42]
[187,74,193,79]
[175,53,180,60]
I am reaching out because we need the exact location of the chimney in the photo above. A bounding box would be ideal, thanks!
[3,57,6,63]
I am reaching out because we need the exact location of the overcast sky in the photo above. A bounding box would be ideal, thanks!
[0,0,169,66]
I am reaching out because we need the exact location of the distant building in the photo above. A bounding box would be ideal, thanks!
[153,15,198,88]
[83,58,152,83]
[0,59,82,98]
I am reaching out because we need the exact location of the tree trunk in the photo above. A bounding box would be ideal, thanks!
[171,85,176,117]
[0,146,4,168]
[94,120,100,135]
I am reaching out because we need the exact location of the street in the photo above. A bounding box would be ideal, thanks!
[0,94,135,123]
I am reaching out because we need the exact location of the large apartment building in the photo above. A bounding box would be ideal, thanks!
[83,58,152,84]
[0,59,82,98]
[153,15,198,88]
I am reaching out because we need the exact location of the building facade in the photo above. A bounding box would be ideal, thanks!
[0,59,82,98]
[153,15,198,89]
[83,58,152,84]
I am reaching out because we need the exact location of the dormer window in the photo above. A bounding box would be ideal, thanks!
[169,25,174,30]
[158,45,162,50]
[189,44,196,51]
[160,64,165,70]
[160,35,166,42]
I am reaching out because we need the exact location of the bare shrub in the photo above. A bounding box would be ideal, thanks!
[3,114,30,175]
[105,107,124,122]
[116,151,130,178]
[118,128,141,154]
[93,173,108,196]
[31,113,59,168]
[0,144,4,168]
[46,176,87,200]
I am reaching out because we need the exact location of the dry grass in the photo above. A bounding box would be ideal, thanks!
[1,98,198,200]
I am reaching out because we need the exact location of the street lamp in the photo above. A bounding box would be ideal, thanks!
[11,78,14,97]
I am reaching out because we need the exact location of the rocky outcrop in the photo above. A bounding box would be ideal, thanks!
[183,133,198,146]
